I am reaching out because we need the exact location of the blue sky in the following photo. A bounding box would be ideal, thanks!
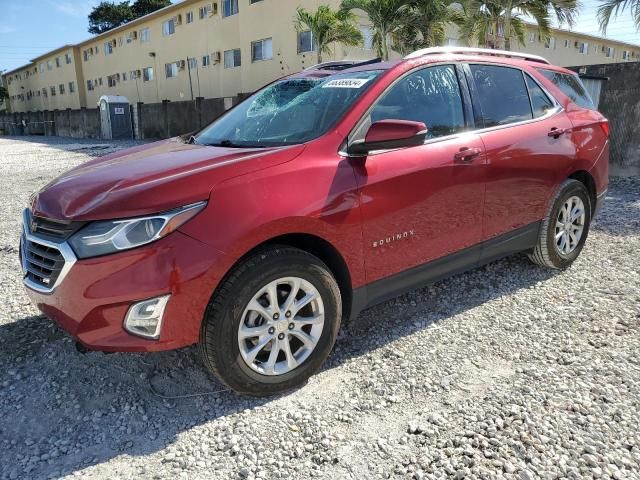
[1,0,639,72]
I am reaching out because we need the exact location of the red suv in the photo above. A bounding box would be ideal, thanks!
[21,48,608,395]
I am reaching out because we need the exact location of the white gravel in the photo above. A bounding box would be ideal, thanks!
[0,136,639,480]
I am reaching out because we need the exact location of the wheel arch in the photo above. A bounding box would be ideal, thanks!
[568,170,596,211]
[217,233,355,323]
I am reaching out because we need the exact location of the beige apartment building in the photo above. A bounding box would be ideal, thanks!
[4,0,640,113]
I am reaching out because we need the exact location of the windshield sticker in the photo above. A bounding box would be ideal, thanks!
[322,78,371,89]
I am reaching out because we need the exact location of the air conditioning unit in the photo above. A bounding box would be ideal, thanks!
[179,60,186,69]
[212,51,221,63]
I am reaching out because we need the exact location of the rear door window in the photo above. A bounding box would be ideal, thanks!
[537,69,595,109]
[469,64,533,127]
[525,74,555,118]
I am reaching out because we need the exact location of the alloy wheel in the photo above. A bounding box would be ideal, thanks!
[238,277,325,376]
[555,195,586,255]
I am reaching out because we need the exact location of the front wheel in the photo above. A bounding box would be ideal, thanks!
[199,247,341,396]
[528,179,592,269]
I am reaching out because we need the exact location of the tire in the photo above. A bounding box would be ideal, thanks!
[199,246,342,396]
[528,179,592,269]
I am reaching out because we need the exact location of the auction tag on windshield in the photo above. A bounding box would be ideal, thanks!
[322,78,370,89]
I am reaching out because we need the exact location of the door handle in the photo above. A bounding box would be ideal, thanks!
[548,127,567,138]
[454,147,482,163]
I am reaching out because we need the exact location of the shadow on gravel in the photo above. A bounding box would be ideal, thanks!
[0,251,559,478]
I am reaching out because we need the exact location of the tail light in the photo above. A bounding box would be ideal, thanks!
[599,120,609,138]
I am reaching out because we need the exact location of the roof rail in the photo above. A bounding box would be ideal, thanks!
[404,47,551,65]
[305,58,383,72]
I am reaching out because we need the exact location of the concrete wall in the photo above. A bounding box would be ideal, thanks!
[0,92,247,140]
[569,62,640,176]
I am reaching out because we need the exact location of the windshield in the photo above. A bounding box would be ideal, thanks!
[194,70,384,148]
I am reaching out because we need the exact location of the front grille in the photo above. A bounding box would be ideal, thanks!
[22,236,65,288]
[29,215,84,241]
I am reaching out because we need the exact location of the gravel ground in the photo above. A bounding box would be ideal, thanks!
[0,136,639,480]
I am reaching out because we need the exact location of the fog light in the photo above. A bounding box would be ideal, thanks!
[124,295,170,339]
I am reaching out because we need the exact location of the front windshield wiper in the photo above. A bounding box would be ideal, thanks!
[200,139,268,149]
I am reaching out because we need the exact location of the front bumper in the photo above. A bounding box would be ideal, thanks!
[21,227,225,352]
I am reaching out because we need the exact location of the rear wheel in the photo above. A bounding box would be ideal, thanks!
[528,179,591,269]
[199,247,341,396]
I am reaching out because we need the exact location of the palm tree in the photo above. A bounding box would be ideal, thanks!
[340,0,411,60]
[390,0,465,55]
[598,0,640,34]
[459,0,577,51]
[294,6,363,63]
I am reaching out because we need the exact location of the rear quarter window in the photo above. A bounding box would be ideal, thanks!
[537,69,595,110]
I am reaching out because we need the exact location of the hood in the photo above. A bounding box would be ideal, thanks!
[33,138,305,221]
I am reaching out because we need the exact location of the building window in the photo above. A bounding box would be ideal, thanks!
[622,50,630,60]
[605,46,615,57]
[545,37,556,49]
[108,74,117,87]
[50,86,56,96]
[122,72,127,81]
[199,4,211,18]
[42,88,47,97]
[297,30,314,53]
[139,28,150,43]
[143,67,154,81]
[65,53,72,64]
[361,26,373,50]
[202,54,211,67]
[186,10,194,23]
[39,63,44,73]
[579,42,589,55]
[69,81,75,93]
[223,0,239,17]
[55,57,60,67]
[224,48,241,68]
[98,77,103,86]
[105,41,113,55]
[250,0,263,3]
[86,80,94,91]
[188,57,198,69]
[59,83,65,95]
[564,39,570,48]
[251,38,272,62]
[528,32,536,43]
[165,62,179,78]
[47,60,53,70]
[163,19,175,36]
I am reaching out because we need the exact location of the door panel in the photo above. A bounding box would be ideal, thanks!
[349,64,487,284]
[466,63,577,239]
[480,113,576,238]
[353,134,486,283]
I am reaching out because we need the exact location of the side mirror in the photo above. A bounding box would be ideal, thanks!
[348,119,428,156]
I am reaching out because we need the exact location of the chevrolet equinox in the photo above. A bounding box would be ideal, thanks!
[21,47,609,395]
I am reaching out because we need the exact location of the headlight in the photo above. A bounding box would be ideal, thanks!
[69,202,206,259]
